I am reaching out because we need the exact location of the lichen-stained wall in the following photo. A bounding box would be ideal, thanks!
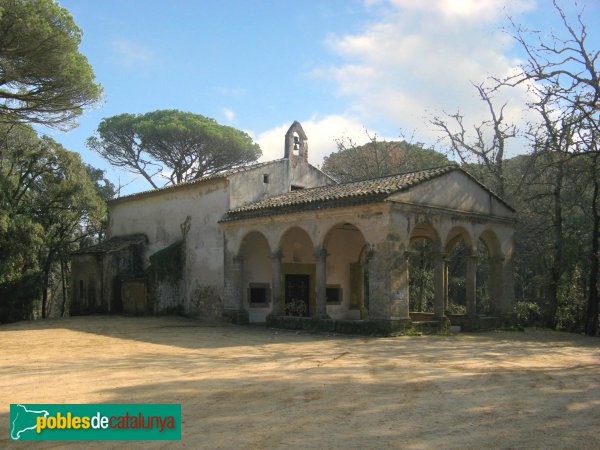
[108,179,230,317]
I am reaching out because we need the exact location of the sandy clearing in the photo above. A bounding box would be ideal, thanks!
[0,316,599,449]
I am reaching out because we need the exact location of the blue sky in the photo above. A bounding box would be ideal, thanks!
[50,0,599,195]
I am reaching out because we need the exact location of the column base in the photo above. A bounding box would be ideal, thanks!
[222,309,249,325]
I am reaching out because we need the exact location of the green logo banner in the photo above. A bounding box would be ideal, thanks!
[10,404,181,440]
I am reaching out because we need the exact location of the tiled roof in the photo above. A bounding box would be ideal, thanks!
[72,234,147,255]
[108,159,286,205]
[108,159,337,205]
[222,166,460,222]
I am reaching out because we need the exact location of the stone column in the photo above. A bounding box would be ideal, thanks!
[389,251,410,319]
[466,253,478,317]
[270,251,283,316]
[314,246,329,319]
[222,253,247,323]
[500,255,516,315]
[433,251,446,319]
[488,256,504,316]
[443,256,449,312]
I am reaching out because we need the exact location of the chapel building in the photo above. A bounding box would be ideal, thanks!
[71,121,516,333]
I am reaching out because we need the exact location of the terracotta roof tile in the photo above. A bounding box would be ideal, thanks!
[71,234,148,255]
[222,166,458,221]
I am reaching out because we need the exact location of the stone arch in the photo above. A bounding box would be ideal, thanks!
[278,226,316,317]
[445,226,473,252]
[322,223,368,320]
[409,222,442,249]
[408,222,444,318]
[479,229,503,259]
[278,225,315,264]
[239,231,272,323]
[444,226,474,315]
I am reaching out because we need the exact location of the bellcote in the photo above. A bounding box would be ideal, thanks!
[284,121,308,162]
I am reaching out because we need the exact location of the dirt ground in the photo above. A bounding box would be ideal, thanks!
[0,316,599,449]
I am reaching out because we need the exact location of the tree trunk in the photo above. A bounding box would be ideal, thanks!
[60,258,68,317]
[547,159,564,328]
[586,155,600,336]
[41,250,53,319]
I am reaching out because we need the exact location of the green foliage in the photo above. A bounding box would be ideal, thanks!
[0,0,102,128]
[87,110,261,188]
[408,240,434,312]
[555,265,587,332]
[0,124,106,321]
[515,301,541,327]
[323,138,450,183]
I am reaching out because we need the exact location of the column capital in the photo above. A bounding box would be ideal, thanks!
[365,246,375,261]
[313,246,329,259]
[271,250,283,261]
[232,254,244,264]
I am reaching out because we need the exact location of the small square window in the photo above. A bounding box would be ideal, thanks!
[326,285,342,305]
[263,174,269,183]
[248,283,270,307]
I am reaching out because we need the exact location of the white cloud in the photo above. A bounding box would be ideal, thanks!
[222,108,236,122]
[316,0,538,153]
[111,39,155,67]
[256,115,373,166]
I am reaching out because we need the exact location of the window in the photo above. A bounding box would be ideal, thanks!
[291,185,304,191]
[326,285,342,305]
[263,174,269,184]
[248,283,270,307]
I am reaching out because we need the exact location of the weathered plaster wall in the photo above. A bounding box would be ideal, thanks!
[109,180,230,317]
[228,159,333,210]
[388,171,514,219]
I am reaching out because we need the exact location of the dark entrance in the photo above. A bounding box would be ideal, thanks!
[284,274,310,316]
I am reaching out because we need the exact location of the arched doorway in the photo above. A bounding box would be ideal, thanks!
[445,227,473,316]
[409,222,443,319]
[239,231,272,323]
[322,223,368,320]
[279,226,315,317]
